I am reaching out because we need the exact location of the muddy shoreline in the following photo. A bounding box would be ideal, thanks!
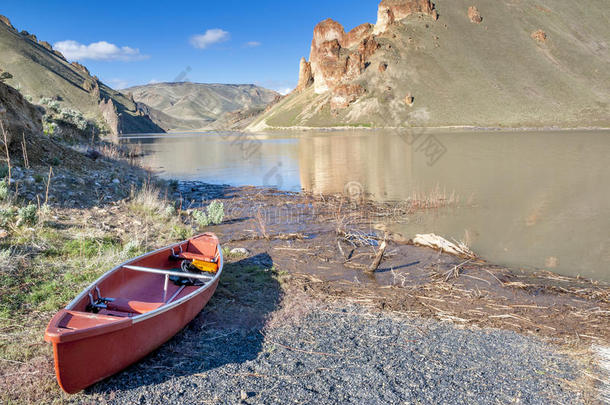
[171,182,609,345]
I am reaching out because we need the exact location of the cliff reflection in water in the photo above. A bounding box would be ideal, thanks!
[123,129,610,281]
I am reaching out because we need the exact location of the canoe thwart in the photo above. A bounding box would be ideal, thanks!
[122,265,214,281]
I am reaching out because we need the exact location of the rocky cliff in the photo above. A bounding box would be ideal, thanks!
[0,15,163,136]
[248,0,610,130]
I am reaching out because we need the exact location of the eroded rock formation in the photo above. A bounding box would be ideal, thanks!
[38,41,53,51]
[531,29,547,43]
[296,0,436,109]
[405,93,414,106]
[99,98,120,136]
[468,6,483,23]
[331,84,365,109]
[53,50,67,61]
[344,23,374,48]
[71,62,91,76]
[296,57,313,92]
[298,18,377,106]
[20,30,37,43]
[0,15,14,30]
[375,0,437,33]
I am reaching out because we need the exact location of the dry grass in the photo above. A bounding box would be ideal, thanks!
[0,120,12,184]
[129,181,171,215]
[404,184,459,210]
[0,179,198,403]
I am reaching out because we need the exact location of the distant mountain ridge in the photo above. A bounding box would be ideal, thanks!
[0,15,163,135]
[123,82,279,131]
[249,0,610,130]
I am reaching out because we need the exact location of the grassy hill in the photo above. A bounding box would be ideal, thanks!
[249,0,610,130]
[0,16,163,135]
[124,82,279,131]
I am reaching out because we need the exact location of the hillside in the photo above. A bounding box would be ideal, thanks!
[124,82,279,131]
[0,15,163,135]
[248,0,610,131]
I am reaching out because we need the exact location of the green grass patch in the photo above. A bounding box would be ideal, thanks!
[61,236,121,258]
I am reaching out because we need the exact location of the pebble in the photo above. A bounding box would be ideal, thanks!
[230,247,250,256]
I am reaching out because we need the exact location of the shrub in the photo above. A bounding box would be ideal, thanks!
[171,224,193,240]
[17,204,38,226]
[0,180,9,200]
[0,70,13,82]
[122,239,142,258]
[57,107,88,131]
[0,165,8,179]
[163,204,176,218]
[192,209,210,227]
[0,207,15,227]
[192,200,224,227]
[39,203,51,217]
[40,99,91,133]
[39,98,60,113]
[207,200,224,225]
[0,248,17,274]
[43,121,57,136]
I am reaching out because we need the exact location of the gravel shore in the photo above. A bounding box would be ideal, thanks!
[85,301,583,404]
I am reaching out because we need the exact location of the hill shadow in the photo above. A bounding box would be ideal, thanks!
[86,253,281,393]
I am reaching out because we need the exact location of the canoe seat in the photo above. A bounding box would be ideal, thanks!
[181,234,217,261]
[108,298,164,314]
[179,252,214,262]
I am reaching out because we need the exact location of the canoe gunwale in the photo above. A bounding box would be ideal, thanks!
[64,239,224,324]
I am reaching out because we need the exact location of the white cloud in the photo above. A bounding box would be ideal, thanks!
[277,87,293,95]
[244,41,261,48]
[53,40,147,61]
[148,79,161,84]
[190,29,230,49]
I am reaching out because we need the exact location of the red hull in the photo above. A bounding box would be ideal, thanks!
[45,234,223,393]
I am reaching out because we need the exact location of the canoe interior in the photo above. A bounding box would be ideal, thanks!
[45,234,220,343]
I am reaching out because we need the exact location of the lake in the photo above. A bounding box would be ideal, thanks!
[122,129,610,282]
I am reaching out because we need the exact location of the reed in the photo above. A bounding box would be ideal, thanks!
[0,120,11,185]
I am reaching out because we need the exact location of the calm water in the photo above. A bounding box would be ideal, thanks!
[122,129,610,282]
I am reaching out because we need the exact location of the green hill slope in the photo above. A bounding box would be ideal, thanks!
[249,0,610,131]
[124,82,279,131]
[0,16,163,135]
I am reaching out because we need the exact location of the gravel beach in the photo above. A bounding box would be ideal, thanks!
[80,257,586,404]
[87,305,583,404]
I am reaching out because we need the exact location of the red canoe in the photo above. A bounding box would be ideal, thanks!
[44,233,224,394]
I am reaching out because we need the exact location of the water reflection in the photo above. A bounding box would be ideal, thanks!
[123,129,610,281]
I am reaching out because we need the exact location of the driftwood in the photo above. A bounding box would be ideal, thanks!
[367,240,387,273]
[412,233,475,258]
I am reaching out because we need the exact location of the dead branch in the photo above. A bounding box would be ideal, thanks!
[367,240,387,273]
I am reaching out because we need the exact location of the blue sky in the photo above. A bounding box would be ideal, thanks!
[1,0,378,93]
